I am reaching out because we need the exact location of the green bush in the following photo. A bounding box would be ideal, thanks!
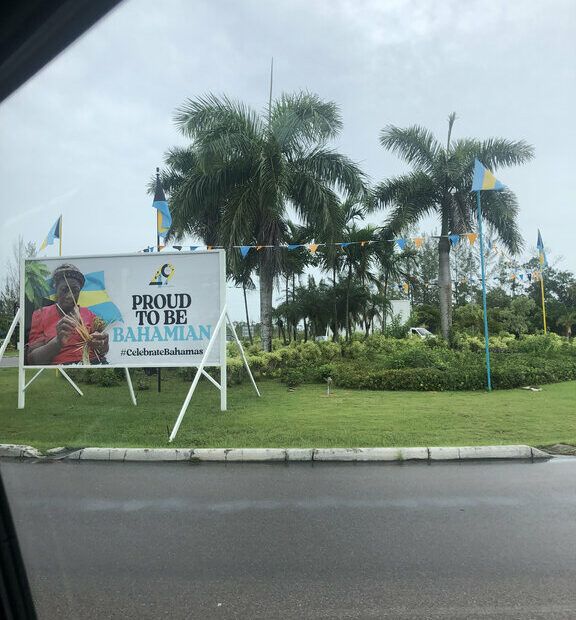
[95,369,123,387]
[329,353,576,391]
[282,368,305,388]
[136,377,151,391]
[507,333,564,355]
[168,334,576,392]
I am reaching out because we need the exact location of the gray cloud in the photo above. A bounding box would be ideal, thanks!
[0,0,574,319]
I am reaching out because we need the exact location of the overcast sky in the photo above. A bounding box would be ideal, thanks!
[1,0,574,320]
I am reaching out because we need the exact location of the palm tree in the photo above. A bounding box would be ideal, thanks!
[161,92,366,351]
[374,113,534,339]
[557,311,576,338]
[229,249,258,344]
[317,197,365,340]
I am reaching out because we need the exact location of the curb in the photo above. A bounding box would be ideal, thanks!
[0,444,552,463]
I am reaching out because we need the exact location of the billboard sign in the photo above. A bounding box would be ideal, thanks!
[21,251,225,368]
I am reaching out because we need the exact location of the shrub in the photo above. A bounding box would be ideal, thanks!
[282,368,305,388]
[136,377,150,391]
[226,358,244,386]
[95,369,123,387]
[507,333,564,355]
[329,354,576,391]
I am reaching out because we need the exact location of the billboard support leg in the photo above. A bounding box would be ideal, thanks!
[125,368,137,406]
[169,306,228,442]
[200,369,220,390]
[0,310,20,362]
[226,313,260,397]
[23,368,44,390]
[18,365,25,409]
[58,368,84,396]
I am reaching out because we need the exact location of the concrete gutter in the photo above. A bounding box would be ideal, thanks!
[0,444,552,462]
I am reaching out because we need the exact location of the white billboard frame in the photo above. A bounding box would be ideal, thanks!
[4,250,259,440]
[20,250,226,370]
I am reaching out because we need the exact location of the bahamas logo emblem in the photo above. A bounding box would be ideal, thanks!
[149,263,175,286]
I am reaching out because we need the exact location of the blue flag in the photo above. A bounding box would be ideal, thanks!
[471,159,505,192]
[537,230,547,267]
[40,216,62,250]
[153,169,172,242]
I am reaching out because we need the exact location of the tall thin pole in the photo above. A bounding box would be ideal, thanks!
[59,216,62,257]
[156,167,161,252]
[268,57,274,128]
[155,167,161,392]
[539,272,547,334]
[476,191,492,391]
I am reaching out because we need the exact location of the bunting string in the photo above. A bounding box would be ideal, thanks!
[140,231,489,255]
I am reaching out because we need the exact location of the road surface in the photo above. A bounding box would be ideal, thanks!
[2,458,576,618]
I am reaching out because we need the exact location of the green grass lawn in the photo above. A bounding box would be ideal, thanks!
[0,368,574,452]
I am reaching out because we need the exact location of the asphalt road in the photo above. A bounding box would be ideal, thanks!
[2,459,576,619]
[0,355,18,367]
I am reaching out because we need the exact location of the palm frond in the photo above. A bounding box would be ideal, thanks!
[380,125,441,171]
[477,190,524,254]
[175,93,264,143]
[373,172,438,235]
[288,147,367,198]
[270,92,342,150]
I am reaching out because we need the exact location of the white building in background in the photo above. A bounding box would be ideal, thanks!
[387,299,411,325]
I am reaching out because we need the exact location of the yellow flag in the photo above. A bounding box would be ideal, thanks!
[308,243,319,254]
[414,237,423,248]
[466,233,478,245]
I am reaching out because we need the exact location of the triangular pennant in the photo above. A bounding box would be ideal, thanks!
[308,243,319,254]
[466,233,478,245]
[240,246,251,258]
[287,244,301,251]
[449,234,460,247]
[471,159,505,192]
[413,237,423,248]
[206,245,213,250]
[340,242,351,249]
[256,245,264,251]
[189,246,198,252]
[537,229,547,267]
[173,245,182,251]
[395,239,406,251]
[402,282,409,293]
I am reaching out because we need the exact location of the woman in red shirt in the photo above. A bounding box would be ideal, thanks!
[26,264,109,365]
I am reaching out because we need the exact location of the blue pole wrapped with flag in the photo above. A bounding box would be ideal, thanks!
[471,159,506,391]
[536,229,548,333]
[153,168,172,251]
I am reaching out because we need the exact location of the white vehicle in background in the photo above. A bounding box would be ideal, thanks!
[409,327,435,339]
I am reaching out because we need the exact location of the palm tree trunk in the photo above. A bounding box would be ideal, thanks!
[292,273,297,342]
[382,271,389,333]
[346,263,352,341]
[259,252,274,352]
[438,228,453,340]
[332,263,338,342]
[242,282,253,345]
